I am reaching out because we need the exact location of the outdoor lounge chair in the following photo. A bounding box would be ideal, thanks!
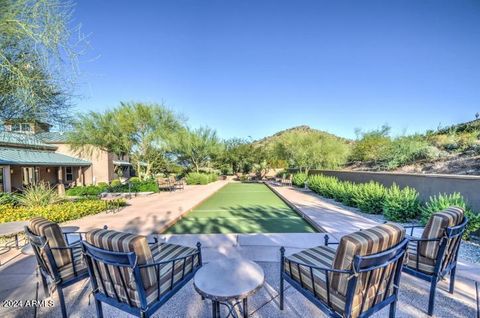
[24,217,90,318]
[403,206,468,316]
[281,174,292,186]
[280,223,409,318]
[81,229,202,318]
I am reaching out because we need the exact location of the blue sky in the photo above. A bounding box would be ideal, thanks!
[72,0,480,140]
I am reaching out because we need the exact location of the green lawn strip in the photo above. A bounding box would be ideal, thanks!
[165,183,317,234]
[165,217,316,234]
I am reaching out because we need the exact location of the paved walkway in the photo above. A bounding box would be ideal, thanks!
[63,180,229,234]
[0,182,479,317]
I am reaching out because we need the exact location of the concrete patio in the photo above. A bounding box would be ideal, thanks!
[0,182,478,317]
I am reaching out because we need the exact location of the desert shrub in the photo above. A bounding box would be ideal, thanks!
[383,184,420,222]
[350,125,392,163]
[384,136,433,169]
[428,132,478,152]
[97,182,109,188]
[0,192,20,206]
[66,184,108,196]
[17,183,63,207]
[185,172,218,185]
[110,179,122,187]
[292,173,308,187]
[352,181,387,214]
[0,199,126,224]
[128,177,141,183]
[421,192,480,239]
[130,180,158,192]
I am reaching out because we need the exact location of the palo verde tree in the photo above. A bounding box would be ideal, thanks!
[0,0,86,125]
[273,129,350,172]
[68,102,183,179]
[170,126,223,173]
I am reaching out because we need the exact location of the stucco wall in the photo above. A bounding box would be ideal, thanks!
[53,143,112,184]
[307,170,480,211]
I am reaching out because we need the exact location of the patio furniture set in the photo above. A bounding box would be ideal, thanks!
[157,176,186,192]
[5,206,468,317]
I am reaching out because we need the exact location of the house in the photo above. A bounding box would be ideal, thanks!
[0,120,132,194]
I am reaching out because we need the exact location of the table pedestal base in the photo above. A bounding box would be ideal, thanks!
[211,298,248,318]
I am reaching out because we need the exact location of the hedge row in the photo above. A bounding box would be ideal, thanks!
[295,173,479,239]
[0,199,126,224]
[185,172,218,185]
[66,179,159,196]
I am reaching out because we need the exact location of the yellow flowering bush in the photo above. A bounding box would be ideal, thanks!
[0,199,126,223]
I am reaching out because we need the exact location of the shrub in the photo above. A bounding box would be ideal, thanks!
[0,199,126,224]
[384,136,432,169]
[185,172,218,185]
[130,180,158,192]
[17,183,63,207]
[110,179,122,187]
[128,177,141,183]
[383,184,420,222]
[97,182,109,188]
[66,184,108,196]
[352,181,386,214]
[421,192,479,239]
[0,192,20,206]
[292,173,308,187]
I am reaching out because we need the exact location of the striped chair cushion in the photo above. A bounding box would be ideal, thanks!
[284,246,346,314]
[58,245,88,281]
[420,207,464,260]
[85,229,157,291]
[284,245,394,318]
[29,217,70,269]
[406,241,436,275]
[150,243,200,298]
[331,223,405,297]
[95,243,200,308]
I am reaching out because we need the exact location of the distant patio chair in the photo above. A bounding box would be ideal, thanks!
[280,223,408,318]
[24,217,90,318]
[281,174,292,187]
[157,177,174,191]
[82,229,202,318]
[403,207,468,316]
[169,176,185,191]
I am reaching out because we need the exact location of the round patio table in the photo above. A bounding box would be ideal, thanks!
[194,258,265,318]
[0,221,29,249]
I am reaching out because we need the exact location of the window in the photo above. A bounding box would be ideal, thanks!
[12,123,21,132]
[65,167,74,182]
[21,123,31,132]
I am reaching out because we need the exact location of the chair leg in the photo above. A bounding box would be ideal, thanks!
[428,279,438,316]
[94,299,103,318]
[57,286,68,318]
[140,311,149,318]
[389,300,397,318]
[279,276,284,310]
[449,267,457,294]
[40,274,49,297]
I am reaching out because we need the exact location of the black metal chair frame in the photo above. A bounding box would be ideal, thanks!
[280,236,409,318]
[403,217,468,316]
[24,226,89,318]
[82,240,202,318]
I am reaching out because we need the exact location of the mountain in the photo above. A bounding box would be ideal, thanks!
[254,125,350,146]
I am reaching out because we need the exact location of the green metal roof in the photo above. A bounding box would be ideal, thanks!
[36,131,69,143]
[0,132,56,149]
[0,147,90,166]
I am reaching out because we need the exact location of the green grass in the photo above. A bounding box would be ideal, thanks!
[165,183,317,234]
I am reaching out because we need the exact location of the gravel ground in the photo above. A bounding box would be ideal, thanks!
[317,195,480,264]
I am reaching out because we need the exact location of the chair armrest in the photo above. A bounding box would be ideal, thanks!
[284,258,351,274]
[139,250,201,268]
[406,236,441,243]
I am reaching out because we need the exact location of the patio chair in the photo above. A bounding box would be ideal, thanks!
[403,206,468,316]
[281,174,292,187]
[280,223,408,318]
[24,217,90,318]
[82,229,202,318]
[169,176,185,191]
[157,177,174,191]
